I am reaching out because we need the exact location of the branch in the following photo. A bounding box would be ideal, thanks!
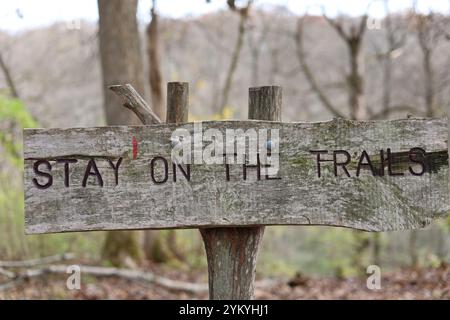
[383,0,406,53]
[227,0,252,16]
[0,51,20,99]
[0,253,74,268]
[295,18,345,118]
[109,84,162,125]
[147,1,165,120]
[0,268,14,279]
[357,15,369,37]
[322,10,348,41]
[322,8,368,44]
[0,264,208,293]
[218,0,252,114]
[0,263,282,294]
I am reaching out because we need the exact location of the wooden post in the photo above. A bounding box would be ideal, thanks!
[200,86,282,300]
[163,82,189,261]
[166,82,189,123]
[248,86,282,122]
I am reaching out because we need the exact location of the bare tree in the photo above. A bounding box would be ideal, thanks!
[296,11,369,120]
[296,13,370,108]
[147,0,165,120]
[414,12,439,117]
[247,11,270,86]
[98,0,146,125]
[367,2,420,120]
[97,0,144,266]
[322,12,368,120]
[295,16,344,118]
[407,8,443,266]
[217,0,253,115]
[378,1,408,118]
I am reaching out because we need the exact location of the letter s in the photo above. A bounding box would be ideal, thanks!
[32,160,53,189]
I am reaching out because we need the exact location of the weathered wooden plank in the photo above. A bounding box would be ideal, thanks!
[24,118,450,234]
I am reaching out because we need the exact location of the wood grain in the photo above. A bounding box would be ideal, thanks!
[24,118,450,234]
[166,82,188,124]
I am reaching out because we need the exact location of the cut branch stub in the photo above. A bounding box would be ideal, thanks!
[166,82,189,123]
[109,84,161,125]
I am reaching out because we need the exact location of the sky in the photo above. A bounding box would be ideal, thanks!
[0,0,449,32]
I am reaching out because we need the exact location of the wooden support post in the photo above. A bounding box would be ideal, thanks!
[200,86,282,300]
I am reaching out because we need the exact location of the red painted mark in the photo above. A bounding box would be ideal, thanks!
[132,136,138,160]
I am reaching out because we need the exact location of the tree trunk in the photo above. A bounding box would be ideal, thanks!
[409,230,419,267]
[97,0,144,266]
[146,2,165,120]
[351,231,370,275]
[348,44,366,120]
[218,5,250,114]
[98,0,145,125]
[372,233,381,266]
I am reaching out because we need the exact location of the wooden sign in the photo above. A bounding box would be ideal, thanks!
[24,118,449,234]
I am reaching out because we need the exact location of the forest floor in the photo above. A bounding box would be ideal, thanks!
[0,262,448,300]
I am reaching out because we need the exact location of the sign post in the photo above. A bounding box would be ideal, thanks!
[199,86,282,299]
[23,83,450,299]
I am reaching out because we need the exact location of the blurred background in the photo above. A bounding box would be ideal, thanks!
[0,0,449,299]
